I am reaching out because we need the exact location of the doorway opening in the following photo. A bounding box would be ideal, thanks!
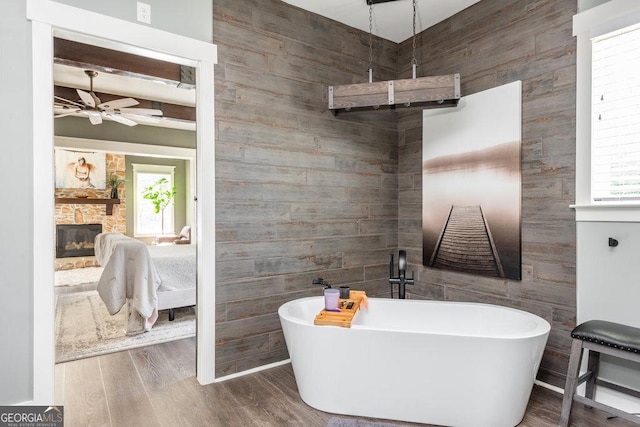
[29,0,216,402]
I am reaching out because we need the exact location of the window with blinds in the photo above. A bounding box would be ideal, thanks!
[592,24,640,202]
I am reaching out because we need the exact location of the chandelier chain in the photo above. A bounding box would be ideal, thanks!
[411,0,417,66]
[368,3,374,72]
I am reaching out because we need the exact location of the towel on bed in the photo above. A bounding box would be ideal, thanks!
[94,233,161,331]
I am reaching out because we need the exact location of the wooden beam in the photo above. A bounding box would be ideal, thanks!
[54,86,196,122]
[54,38,187,82]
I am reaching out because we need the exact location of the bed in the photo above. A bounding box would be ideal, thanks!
[94,232,196,334]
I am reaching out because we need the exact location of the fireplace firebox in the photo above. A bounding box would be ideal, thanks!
[56,224,102,258]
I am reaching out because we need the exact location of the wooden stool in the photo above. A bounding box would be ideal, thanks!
[560,320,640,426]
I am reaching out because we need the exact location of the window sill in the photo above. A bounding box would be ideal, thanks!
[571,203,640,222]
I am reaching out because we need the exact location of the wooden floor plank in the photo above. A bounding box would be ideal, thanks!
[255,369,333,426]
[129,343,219,426]
[158,335,196,378]
[61,357,111,427]
[54,363,64,406]
[56,338,640,427]
[99,350,160,427]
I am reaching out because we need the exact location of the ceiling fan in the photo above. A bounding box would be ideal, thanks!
[53,70,163,126]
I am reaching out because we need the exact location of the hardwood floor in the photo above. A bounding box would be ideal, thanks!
[55,338,639,426]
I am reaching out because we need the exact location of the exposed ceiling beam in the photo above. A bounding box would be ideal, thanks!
[54,38,191,83]
[53,86,195,122]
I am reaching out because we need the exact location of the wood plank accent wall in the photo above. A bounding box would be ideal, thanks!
[214,0,577,385]
[213,0,400,377]
[397,0,577,387]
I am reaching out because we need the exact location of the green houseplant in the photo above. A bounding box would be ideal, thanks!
[108,174,125,199]
[142,177,176,234]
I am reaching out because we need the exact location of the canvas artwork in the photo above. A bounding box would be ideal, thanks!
[422,81,522,280]
[55,149,107,189]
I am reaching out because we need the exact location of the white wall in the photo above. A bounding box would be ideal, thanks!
[0,0,212,405]
[577,221,640,405]
[51,0,212,43]
[578,0,610,13]
[577,222,640,330]
[574,0,640,412]
[0,0,35,404]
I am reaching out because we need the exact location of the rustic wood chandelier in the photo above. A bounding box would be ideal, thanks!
[328,0,460,114]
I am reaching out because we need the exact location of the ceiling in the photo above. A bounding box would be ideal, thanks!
[52,1,480,130]
[53,39,196,131]
[281,0,482,43]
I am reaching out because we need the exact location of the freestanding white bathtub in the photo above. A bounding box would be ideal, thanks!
[278,297,550,427]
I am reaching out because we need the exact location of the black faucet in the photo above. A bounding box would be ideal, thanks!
[389,250,414,299]
[312,278,332,289]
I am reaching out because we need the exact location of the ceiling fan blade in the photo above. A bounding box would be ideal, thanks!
[81,110,102,125]
[54,109,81,118]
[77,89,96,107]
[104,112,137,126]
[54,104,79,113]
[121,113,161,124]
[98,98,139,110]
[54,95,85,108]
[118,108,163,116]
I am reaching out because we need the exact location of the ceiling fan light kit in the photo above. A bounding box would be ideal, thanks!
[328,0,461,115]
[54,69,163,126]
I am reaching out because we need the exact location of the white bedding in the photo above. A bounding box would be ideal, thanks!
[94,233,161,332]
[147,244,196,292]
[94,234,197,335]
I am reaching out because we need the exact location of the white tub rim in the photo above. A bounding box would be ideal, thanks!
[278,296,551,340]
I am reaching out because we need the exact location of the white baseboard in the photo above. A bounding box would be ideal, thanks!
[535,379,565,394]
[214,359,291,383]
[12,401,34,406]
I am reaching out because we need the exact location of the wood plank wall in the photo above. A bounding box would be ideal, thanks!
[213,0,400,377]
[396,0,577,387]
[213,0,577,386]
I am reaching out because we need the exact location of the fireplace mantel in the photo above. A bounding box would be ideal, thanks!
[55,198,120,215]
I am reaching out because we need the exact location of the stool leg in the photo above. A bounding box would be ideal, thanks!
[585,349,600,401]
[560,339,584,427]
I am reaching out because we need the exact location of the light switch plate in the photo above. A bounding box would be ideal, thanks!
[137,2,151,24]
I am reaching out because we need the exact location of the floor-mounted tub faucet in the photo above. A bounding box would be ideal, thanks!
[389,250,414,299]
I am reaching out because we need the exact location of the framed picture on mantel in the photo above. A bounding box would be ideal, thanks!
[55,149,107,190]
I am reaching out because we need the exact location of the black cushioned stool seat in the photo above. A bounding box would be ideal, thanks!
[560,320,640,426]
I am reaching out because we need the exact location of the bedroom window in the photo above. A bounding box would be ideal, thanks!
[133,164,176,236]
[591,23,640,202]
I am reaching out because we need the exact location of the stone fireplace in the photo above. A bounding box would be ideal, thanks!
[56,224,102,258]
[54,152,126,270]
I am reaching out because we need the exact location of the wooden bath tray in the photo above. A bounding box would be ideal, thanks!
[314,290,367,328]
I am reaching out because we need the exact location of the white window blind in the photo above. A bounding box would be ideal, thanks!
[592,25,640,202]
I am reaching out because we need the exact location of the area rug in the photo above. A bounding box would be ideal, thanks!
[55,290,195,363]
[55,266,103,287]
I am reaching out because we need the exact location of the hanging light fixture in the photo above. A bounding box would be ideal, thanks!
[328,0,460,114]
